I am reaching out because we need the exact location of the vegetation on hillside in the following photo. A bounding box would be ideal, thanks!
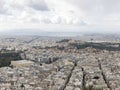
[0,52,22,67]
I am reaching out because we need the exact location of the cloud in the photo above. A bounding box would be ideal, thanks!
[0,0,120,31]
[66,0,120,24]
[27,0,49,11]
[0,0,87,25]
[67,0,120,14]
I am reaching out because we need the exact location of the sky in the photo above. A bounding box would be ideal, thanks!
[0,0,120,33]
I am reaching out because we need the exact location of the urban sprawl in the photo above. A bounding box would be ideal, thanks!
[0,35,120,90]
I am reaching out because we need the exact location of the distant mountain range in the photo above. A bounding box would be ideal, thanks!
[0,29,120,36]
[0,29,84,36]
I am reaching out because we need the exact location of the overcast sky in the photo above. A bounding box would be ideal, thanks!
[0,0,120,32]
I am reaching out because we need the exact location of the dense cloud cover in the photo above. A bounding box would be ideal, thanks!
[0,0,120,30]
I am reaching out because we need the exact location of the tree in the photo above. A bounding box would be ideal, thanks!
[20,83,25,90]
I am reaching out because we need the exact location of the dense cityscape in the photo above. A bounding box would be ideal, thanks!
[1,0,120,90]
[0,35,120,90]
